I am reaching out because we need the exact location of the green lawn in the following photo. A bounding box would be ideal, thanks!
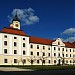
[0,65,75,70]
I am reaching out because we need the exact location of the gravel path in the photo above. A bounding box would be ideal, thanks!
[0,67,34,71]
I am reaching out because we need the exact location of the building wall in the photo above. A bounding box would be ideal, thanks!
[0,33,75,65]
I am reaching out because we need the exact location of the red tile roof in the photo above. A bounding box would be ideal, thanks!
[29,36,54,45]
[30,36,75,48]
[64,42,75,48]
[0,27,27,36]
[0,27,75,48]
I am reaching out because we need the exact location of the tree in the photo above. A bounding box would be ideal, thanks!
[27,56,36,65]
[21,59,26,65]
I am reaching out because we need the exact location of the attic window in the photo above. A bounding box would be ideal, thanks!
[58,42,60,45]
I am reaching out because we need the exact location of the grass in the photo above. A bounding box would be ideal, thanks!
[0,65,75,70]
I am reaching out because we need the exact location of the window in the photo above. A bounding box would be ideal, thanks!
[14,59,17,63]
[70,49,71,52]
[58,53,60,57]
[22,59,26,64]
[73,54,75,57]
[37,52,39,56]
[23,51,25,55]
[48,53,50,56]
[31,51,33,55]
[4,59,8,63]
[49,60,50,63]
[43,46,45,50]
[14,37,17,39]
[62,48,64,51]
[66,60,68,63]
[70,60,72,63]
[54,47,56,50]
[66,54,68,57]
[70,54,71,57]
[43,60,45,64]
[54,53,56,56]
[73,49,75,52]
[14,50,17,54]
[14,42,17,46]
[37,60,39,64]
[66,49,68,52]
[4,41,7,46]
[48,47,50,50]
[58,42,60,45]
[31,44,33,48]
[58,48,60,51]
[23,43,25,47]
[23,38,25,40]
[4,49,7,54]
[54,60,56,63]
[62,54,64,57]
[4,35,7,38]
[43,52,45,56]
[37,45,39,49]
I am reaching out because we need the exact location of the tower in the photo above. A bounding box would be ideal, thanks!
[10,13,20,30]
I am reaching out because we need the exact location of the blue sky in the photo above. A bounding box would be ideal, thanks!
[0,0,75,42]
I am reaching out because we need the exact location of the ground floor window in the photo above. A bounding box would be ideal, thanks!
[49,60,50,64]
[54,60,56,63]
[43,60,45,64]
[37,60,39,64]
[4,59,8,63]
[66,60,68,63]
[14,59,17,63]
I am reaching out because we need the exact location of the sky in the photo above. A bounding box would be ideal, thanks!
[0,0,75,42]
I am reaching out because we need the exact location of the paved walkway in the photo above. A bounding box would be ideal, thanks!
[0,67,34,71]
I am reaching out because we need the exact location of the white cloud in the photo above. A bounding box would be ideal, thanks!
[8,8,39,25]
[64,37,75,43]
[61,28,75,35]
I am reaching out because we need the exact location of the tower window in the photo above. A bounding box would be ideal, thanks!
[15,24,19,27]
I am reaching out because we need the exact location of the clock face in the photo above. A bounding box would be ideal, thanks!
[15,24,19,27]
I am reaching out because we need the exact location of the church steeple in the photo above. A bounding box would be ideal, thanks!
[10,13,20,30]
[12,13,20,22]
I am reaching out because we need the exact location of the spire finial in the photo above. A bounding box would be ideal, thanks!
[12,11,20,22]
